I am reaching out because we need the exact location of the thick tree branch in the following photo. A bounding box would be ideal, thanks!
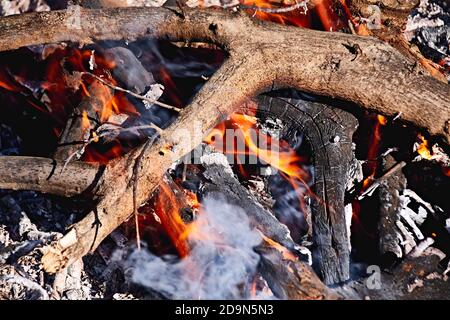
[0,7,448,143]
[41,55,267,272]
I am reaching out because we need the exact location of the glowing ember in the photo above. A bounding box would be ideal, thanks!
[81,111,91,131]
[443,167,450,177]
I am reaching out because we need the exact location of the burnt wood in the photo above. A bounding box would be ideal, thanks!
[242,95,358,284]
[0,7,447,280]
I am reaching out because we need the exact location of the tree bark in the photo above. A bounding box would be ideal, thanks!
[0,7,448,142]
[0,156,98,196]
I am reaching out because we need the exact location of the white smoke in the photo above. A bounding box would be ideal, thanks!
[123,196,262,299]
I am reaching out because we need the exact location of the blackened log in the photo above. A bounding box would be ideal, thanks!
[378,155,407,259]
[242,95,359,284]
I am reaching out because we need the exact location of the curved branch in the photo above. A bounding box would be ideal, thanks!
[0,156,99,196]
[0,7,448,143]
[41,55,269,272]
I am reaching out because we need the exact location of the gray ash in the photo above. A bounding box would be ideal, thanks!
[405,0,450,79]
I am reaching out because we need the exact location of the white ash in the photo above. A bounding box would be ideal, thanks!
[396,220,417,254]
[407,278,424,293]
[88,50,96,71]
[0,274,49,300]
[405,0,450,79]
[399,208,425,241]
[260,117,284,140]
[0,0,50,16]
[408,237,435,258]
[113,292,138,300]
[345,203,353,251]
[259,166,277,176]
[346,150,364,192]
[143,84,165,109]
[200,152,234,175]
[246,177,276,211]
[403,189,435,214]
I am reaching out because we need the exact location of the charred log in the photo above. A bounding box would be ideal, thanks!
[242,95,359,284]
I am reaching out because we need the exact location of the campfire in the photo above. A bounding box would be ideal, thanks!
[0,0,449,301]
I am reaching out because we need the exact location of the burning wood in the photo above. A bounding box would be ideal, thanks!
[0,0,449,301]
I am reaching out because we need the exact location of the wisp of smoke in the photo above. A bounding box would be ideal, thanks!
[123,196,262,299]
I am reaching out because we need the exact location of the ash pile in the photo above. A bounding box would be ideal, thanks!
[405,0,450,81]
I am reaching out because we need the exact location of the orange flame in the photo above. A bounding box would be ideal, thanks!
[205,112,310,186]
[81,110,91,131]
[154,180,191,257]
[205,110,315,217]
[416,134,432,160]
[443,167,450,177]
[240,0,312,27]
[0,68,21,92]
[361,114,387,191]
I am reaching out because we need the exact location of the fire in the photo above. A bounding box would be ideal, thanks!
[81,111,91,131]
[0,68,21,92]
[190,0,360,31]
[239,0,366,33]
[153,180,192,257]
[0,46,139,154]
[205,110,315,220]
[205,112,310,191]
[416,134,432,160]
[361,114,387,191]
[240,0,312,27]
[443,167,450,177]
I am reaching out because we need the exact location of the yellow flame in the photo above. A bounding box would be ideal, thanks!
[81,110,91,130]
[377,115,387,126]
[417,134,432,160]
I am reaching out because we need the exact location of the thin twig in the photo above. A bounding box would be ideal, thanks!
[358,161,407,199]
[239,1,308,14]
[361,147,398,163]
[81,72,182,112]
[100,123,164,135]
[61,123,163,171]
[131,139,154,250]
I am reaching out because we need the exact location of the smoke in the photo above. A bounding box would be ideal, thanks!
[122,196,262,299]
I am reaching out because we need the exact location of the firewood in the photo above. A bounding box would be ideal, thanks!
[199,157,297,252]
[198,152,334,298]
[53,82,112,160]
[378,155,407,259]
[255,239,339,300]
[0,7,447,281]
[242,95,359,284]
[0,156,99,196]
[0,7,448,142]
